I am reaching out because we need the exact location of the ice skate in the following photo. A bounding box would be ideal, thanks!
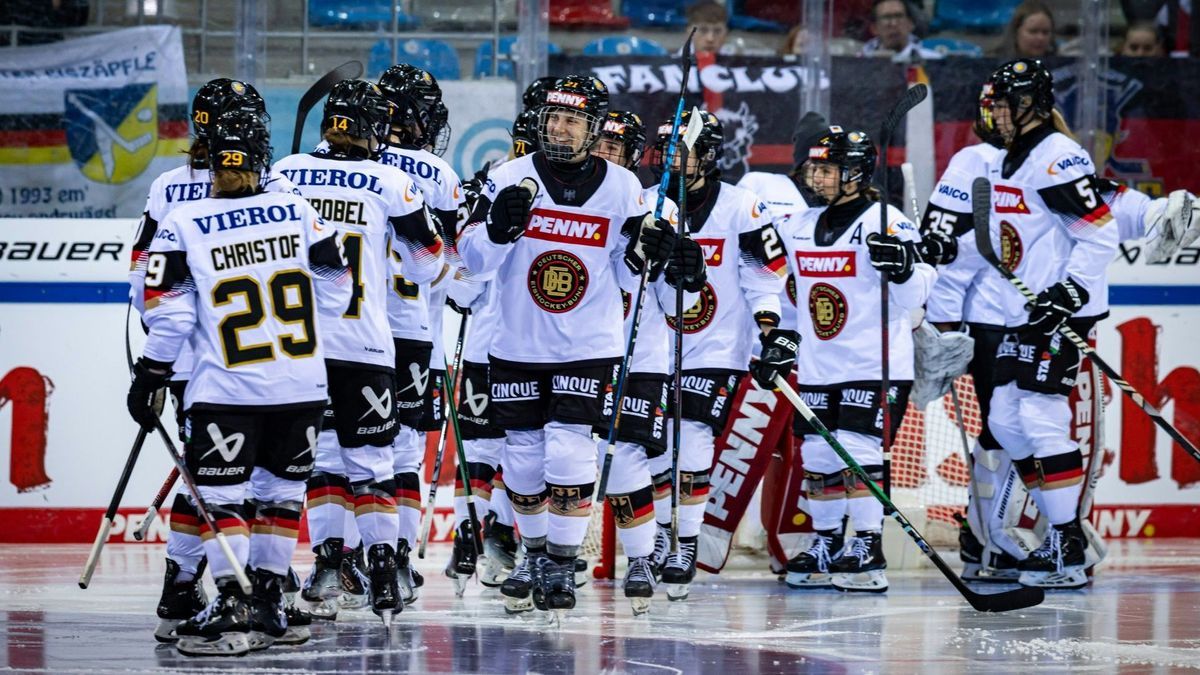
[365,543,401,626]
[1018,519,1089,590]
[300,537,343,619]
[443,522,478,597]
[396,538,421,605]
[248,568,310,651]
[661,535,698,601]
[154,558,208,643]
[283,566,301,607]
[500,549,541,614]
[174,578,252,657]
[784,528,843,589]
[481,518,518,588]
[338,544,369,609]
[623,556,657,615]
[649,524,671,582]
[830,531,888,593]
[533,556,576,612]
[573,557,589,588]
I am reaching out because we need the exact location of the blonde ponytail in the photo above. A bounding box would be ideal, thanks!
[213,169,258,196]
[1051,108,1077,141]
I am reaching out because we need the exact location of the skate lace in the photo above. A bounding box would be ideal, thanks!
[1047,528,1065,574]
[191,594,221,625]
[627,557,655,584]
[808,534,833,568]
[666,540,696,568]
[845,536,870,563]
[510,557,534,583]
[652,528,670,562]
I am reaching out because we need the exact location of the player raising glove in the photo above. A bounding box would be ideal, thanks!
[665,236,706,292]
[1026,278,1089,336]
[917,229,958,266]
[751,329,800,389]
[866,232,917,283]
[126,357,171,429]
[486,184,534,244]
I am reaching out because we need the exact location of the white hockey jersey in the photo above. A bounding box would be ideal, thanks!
[667,181,786,372]
[457,153,646,365]
[129,165,299,379]
[982,129,1118,327]
[274,151,444,370]
[736,171,811,345]
[141,191,351,409]
[778,200,936,385]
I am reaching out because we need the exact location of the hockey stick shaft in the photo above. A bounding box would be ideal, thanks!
[442,351,484,556]
[596,29,697,504]
[418,312,469,559]
[79,426,150,589]
[773,375,1043,612]
[132,466,180,542]
[970,177,1200,464]
[292,61,364,155]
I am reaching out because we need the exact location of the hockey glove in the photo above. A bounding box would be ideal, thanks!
[639,217,677,266]
[665,236,707,292]
[866,232,917,283]
[751,329,801,389]
[486,184,534,244]
[127,357,172,430]
[917,230,958,266]
[1026,278,1089,336]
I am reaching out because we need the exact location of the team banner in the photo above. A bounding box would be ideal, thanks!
[0,26,190,219]
[551,54,1200,194]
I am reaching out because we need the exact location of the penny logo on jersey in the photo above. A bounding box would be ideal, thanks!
[666,282,718,334]
[524,208,609,247]
[695,238,725,265]
[528,249,589,313]
[808,283,848,339]
[1000,221,1024,271]
[794,250,857,277]
[993,185,1030,214]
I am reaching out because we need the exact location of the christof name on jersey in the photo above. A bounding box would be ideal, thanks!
[665,281,718,334]
[695,238,725,265]
[527,249,589,313]
[794,250,856,277]
[994,184,1031,214]
[525,208,609,247]
[808,282,849,340]
[1000,220,1024,271]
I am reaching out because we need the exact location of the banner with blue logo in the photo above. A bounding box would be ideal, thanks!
[0,26,189,218]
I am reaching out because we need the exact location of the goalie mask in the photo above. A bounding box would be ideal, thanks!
[593,110,646,170]
[801,127,877,206]
[321,79,394,158]
[377,64,446,153]
[648,108,723,190]
[536,75,609,164]
[208,109,272,188]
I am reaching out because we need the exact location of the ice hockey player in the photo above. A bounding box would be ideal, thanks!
[457,75,692,615]
[976,59,1119,589]
[767,126,935,593]
[645,109,787,600]
[127,78,307,642]
[275,80,444,624]
[376,63,464,604]
[593,109,705,613]
[127,109,351,656]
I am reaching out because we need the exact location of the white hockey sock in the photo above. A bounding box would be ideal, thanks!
[807,495,847,532]
[394,471,422,546]
[166,493,204,577]
[247,500,302,577]
[303,475,349,549]
[343,507,361,550]
[1039,482,1084,526]
[847,494,884,534]
[618,519,656,559]
[489,481,516,527]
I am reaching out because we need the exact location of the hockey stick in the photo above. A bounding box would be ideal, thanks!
[417,310,470,559]
[773,375,1044,612]
[152,419,253,594]
[132,466,180,542]
[596,28,696,505]
[970,177,1200,465]
[79,426,150,589]
[292,61,364,155]
[878,84,928,499]
[442,352,484,556]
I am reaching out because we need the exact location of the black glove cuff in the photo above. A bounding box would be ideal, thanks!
[137,356,173,375]
[754,311,781,329]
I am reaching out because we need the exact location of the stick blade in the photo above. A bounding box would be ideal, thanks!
[881,83,929,139]
[971,177,998,263]
[292,60,365,154]
[965,585,1045,613]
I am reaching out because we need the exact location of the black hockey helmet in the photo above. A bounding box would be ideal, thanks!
[522,75,559,112]
[192,78,267,141]
[322,79,394,155]
[595,110,647,169]
[427,99,450,157]
[208,108,272,183]
[537,75,609,163]
[987,59,1055,125]
[791,111,829,170]
[377,64,447,152]
[511,109,539,158]
[649,108,723,185]
[801,126,877,205]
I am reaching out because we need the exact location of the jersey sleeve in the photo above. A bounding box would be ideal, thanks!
[387,174,445,285]
[141,216,197,365]
[129,174,170,315]
[885,206,937,310]
[299,200,353,317]
[457,169,517,275]
[611,186,653,295]
[736,196,786,325]
[265,170,302,196]
[1035,149,1119,294]
[924,234,987,324]
[921,164,976,241]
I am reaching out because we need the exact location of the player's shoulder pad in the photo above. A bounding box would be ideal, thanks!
[735,170,775,192]
[264,169,301,196]
[1038,133,1097,185]
[721,181,772,224]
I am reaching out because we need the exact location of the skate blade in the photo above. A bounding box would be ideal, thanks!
[275,626,311,646]
[445,570,469,598]
[176,632,251,657]
[832,570,888,593]
[629,597,652,616]
[963,568,1022,584]
[1018,569,1089,590]
[573,572,589,588]
[665,583,690,601]
[304,598,340,620]
[247,631,276,652]
[399,575,419,605]
[784,572,834,589]
[377,608,394,628]
[339,592,369,609]
[154,619,182,643]
[502,594,534,615]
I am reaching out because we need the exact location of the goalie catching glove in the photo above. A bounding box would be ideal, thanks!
[127,357,172,429]
[751,329,801,389]
[486,184,535,244]
[866,232,917,283]
[1026,278,1088,336]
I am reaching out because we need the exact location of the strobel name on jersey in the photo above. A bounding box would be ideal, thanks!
[193,203,306,235]
[277,168,385,195]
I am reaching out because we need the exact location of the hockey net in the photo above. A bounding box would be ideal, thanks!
[582,376,980,578]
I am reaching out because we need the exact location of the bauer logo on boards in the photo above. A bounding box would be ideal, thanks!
[994,185,1030,214]
[794,250,856,277]
[525,208,609,247]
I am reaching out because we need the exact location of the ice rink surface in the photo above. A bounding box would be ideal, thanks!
[2,540,1198,674]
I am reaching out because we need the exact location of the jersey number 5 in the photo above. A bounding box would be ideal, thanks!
[213,271,317,367]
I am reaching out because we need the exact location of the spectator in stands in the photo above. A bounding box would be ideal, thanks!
[860,0,941,60]
[997,0,1057,58]
[779,24,808,56]
[1121,21,1167,56]
[685,1,731,55]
